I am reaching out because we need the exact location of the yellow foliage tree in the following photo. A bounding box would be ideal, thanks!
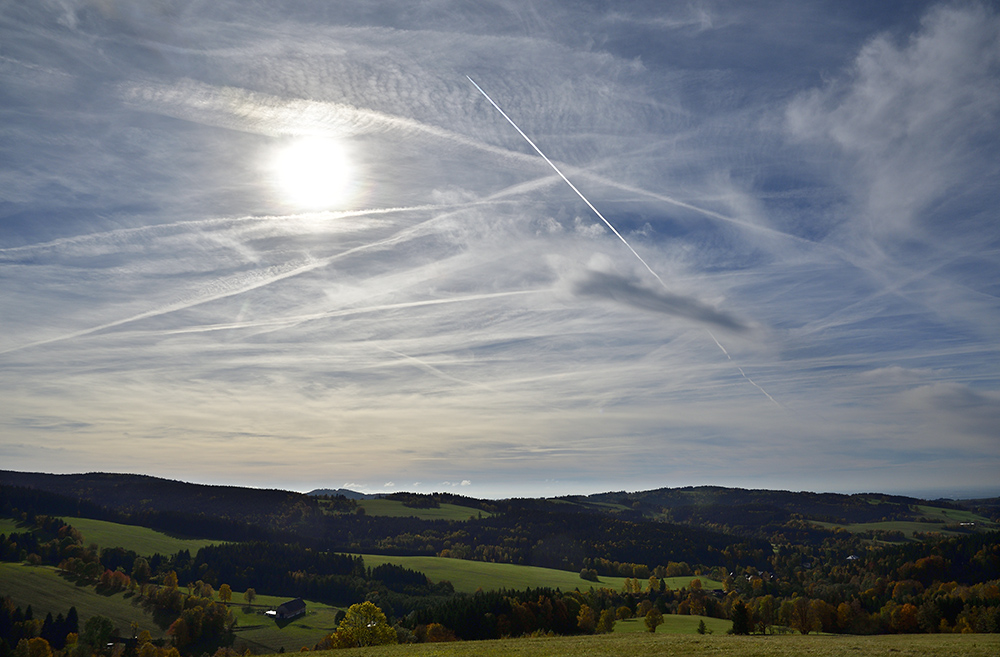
[329,602,396,648]
[644,608,664,633]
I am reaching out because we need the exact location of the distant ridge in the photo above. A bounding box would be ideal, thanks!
[306,488,371,500]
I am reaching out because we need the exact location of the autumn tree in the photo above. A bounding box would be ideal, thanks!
[789,596,820,635]
[424,623,457,642]
[218,584,232,604]
[576,605,596,634]
[755,595,776,634]
[15,637,52,657]
[168,617,191,649]
[644,608,664,633]
[243,588,256,606]
[596,609,616,634]
[329,602,395,648]
[131,558,151,584]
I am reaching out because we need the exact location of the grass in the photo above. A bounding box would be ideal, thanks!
[914,504,994,526]
[353,499,489,521]
[227,591,342,653]
[5,562,997,656]
[59,516,221,555]
[300,633,1000,657]
[357,554,721,594]
[0,517,21,534]
[0,562,168,639]
[811,519,987,541]
[613,615,730,635]
[811,503,995,540]
[0,562,340,653]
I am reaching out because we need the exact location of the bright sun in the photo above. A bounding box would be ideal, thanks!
[273,137,355,209]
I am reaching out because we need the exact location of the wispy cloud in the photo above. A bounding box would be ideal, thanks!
[1,1,998,498]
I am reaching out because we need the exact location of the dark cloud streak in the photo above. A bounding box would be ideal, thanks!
[572,270,749,333]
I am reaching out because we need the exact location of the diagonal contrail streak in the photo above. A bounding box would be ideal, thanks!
[467,76,666,290]
[468,76,781,407]
[707,329,780,407]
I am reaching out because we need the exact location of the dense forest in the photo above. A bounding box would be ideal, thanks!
[1,471,998,656]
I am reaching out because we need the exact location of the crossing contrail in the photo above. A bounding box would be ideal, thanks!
[467,76,666,290]
[467,76,781,408]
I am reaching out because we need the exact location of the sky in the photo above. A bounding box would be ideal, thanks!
[1,1,999,500]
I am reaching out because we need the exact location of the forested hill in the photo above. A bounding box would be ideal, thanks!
[3,470,997,564]
[572,487,999,540]
[0,472,769,572]
[0,470,313,525]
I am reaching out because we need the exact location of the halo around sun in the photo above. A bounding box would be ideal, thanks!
[273,137,355,209]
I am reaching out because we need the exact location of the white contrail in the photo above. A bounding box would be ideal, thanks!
[467,76,666,290]
[708,330,781,407]
[468,76,781,407]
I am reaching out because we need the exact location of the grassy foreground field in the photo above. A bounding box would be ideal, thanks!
[359,554,721,594]
[304,633,999,657]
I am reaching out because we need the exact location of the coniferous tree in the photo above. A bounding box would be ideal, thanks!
[65,608,78,637]
[731,601,751,635]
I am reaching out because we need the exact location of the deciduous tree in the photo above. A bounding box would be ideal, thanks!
[329,602,395,648]
[644,608,664,633]
[596,609,616,634]
[576,605,596,634]
[82,616,114,650]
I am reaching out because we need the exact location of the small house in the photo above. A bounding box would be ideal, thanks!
[266,598,306,620]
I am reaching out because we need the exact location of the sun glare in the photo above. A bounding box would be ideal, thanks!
[274,137,355,209]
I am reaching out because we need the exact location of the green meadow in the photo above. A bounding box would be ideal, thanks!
[613,615,730,635]
[301,633,1000,657]
[810,503,995,540]
[60,516,221,555]
[358,553,721,594]
[914,504,993,525]
[0,562,340,653]
[228,593,341,653]
[0,517,20,534]
[0,562,168,639]
[353,499,489,521]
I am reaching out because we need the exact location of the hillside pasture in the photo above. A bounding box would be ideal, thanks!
[811,519,974,541]
[358,554,721,594]
[914,504,994,526]
[0,517,21,534]
[352,499,488,521]
[229,594,342,653]
[0,562,340,653]
[0,562,168,638]
[810,503,995,540]
[303,633,999,657]
[59,516,221,555]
